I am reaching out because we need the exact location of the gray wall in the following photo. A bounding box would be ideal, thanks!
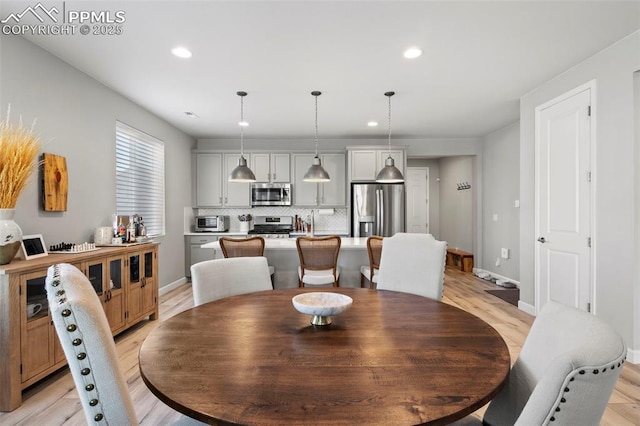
[0,36,196,289]
[439,156,475,253]
[635,70,640,362]
[520,31,640,354]
[482,122,520,280]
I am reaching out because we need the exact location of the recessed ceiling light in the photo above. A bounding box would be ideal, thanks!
[171,46,192,58]
[367,121,378,127]
[403,47,422,59]
[184,111,199,118]
[238,121,249,127]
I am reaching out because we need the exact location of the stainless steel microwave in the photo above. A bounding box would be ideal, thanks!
[251,183,292,206]
[194,215,229,232]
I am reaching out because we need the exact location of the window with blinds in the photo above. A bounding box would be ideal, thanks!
[115,121,165,237]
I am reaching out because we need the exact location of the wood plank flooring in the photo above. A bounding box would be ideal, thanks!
[1,267,638,425]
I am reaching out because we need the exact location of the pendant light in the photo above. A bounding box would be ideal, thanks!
[376,91,404,183]
[303,91,330,182]
[229,91,256,182]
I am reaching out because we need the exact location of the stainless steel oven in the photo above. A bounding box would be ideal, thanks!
[251,183,292,206]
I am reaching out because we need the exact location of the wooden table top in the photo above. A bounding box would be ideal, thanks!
[139,288,510,425]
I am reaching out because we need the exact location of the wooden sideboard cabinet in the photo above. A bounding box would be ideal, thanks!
[0,243,159,411]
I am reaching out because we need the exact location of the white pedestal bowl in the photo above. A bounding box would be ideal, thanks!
[292,292,353,326]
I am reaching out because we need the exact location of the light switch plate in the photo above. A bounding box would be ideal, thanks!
[501,248,510,259]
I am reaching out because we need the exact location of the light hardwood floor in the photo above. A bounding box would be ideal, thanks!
[1,267,638,425]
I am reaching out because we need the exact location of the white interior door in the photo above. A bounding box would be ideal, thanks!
[535,84,592,313]
[406,167,429,233]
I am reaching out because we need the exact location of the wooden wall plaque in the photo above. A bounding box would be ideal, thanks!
[42,153,68,211]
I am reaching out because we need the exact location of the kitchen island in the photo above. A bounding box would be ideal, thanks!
[201,237,370,288]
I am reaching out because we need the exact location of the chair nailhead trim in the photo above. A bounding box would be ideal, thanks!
[51,264,106,424]
[550,352,627,424]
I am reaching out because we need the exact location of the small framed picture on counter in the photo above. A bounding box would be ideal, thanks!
[21,234,48,260]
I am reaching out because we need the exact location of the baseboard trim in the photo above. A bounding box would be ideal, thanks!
[159,277,188,296]
[626,348,639,365]
[518,300,536,316]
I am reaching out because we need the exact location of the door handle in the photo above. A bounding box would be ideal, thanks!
[537,237,546,243]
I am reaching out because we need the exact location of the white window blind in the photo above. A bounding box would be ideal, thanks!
[116,121,165,237]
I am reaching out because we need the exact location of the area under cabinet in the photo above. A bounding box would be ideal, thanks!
[0,243,159,411]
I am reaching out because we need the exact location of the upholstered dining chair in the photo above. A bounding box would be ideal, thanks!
[360,235,383,289]
[45,263,204,425]
[190,257,272,306]
[219,236,275,287]
[296,235,341,287]
[376,233,447,300]
[480,300,627,426]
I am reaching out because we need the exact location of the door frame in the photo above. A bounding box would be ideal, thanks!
[534,80,597,315]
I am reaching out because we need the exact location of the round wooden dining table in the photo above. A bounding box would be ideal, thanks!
[139,288,510,425]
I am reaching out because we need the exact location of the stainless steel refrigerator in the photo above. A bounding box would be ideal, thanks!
[351,182,405,237]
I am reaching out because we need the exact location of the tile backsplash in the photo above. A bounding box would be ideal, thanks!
[188,207,348,233]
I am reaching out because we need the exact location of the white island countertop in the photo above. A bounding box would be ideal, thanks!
[201,237,369,250]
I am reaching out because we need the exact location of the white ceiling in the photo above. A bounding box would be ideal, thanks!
[4,1,640,140]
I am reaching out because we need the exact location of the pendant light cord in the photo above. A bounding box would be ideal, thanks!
[240,94,245,156]
[387,93,392,155]
[314,93,319,156]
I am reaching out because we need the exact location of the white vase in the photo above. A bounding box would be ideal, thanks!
[0,209,23,265]
[239,221,250,233]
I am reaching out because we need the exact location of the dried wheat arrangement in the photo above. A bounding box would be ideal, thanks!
[0,107,41,208]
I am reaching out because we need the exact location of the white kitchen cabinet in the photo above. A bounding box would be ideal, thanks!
[224,154,251,206]
[251,153,290,183]
[319,153,346,206]
[350,150,377,181]
[196,153,223,206]
[348,149,405,181]
[293,154,318,206]
[292,153,346,207]
[195,153,251,207]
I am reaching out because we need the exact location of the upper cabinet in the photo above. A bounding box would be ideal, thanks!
[251,153,290,183]
[195,153,223,207]
[292,153,346,207]
[224,154,251,206]
[194,152,251,207]
[348,148,405,181]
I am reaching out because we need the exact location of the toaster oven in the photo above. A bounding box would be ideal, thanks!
[194,215,229,232]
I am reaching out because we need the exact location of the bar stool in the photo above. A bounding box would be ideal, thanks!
[296,235,341,287]
[360,235,383,289]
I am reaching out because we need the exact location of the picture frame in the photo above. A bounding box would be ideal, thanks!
[21,234,48,260]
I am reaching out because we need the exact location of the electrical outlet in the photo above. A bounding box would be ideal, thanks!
[493,213,498,222]
[495,257,500,267]
[501,248,509,259]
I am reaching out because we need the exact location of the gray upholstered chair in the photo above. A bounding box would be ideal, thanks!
[190,256,272,306]
[376,233,447,300]
[218,236,275,287]
[360,235,383,288]
[482,300,627,426]
[45,263,204,425]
